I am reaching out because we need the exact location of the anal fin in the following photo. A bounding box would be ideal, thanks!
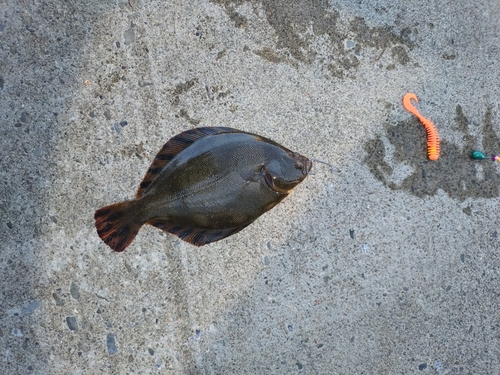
[148,219,249,246]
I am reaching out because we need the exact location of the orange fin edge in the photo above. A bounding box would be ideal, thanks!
[94,201,142,252]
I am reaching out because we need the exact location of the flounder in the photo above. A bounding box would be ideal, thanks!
[94,127,311,251]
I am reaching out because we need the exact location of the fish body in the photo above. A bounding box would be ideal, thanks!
[95,127,311,251]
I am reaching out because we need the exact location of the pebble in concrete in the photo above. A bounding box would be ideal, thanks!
[66,317,78,331]
[106,333,118,354]
[70,282,80,300]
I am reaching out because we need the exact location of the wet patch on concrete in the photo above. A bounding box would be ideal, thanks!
[177,109,201,125]
[364,106,500,201]
[253,47,297,67]
[171,78,199,106]
[213,0,414,78]
[391,45,410,65]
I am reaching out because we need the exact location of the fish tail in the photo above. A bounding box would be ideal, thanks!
[94,201,143,252]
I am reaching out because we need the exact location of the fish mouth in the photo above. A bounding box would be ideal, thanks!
[290,152,313,176]
[303,159,313,175]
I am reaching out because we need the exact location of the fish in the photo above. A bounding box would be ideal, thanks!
[94,127,312,251]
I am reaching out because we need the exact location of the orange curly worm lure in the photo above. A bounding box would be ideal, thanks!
[402,93,440,161]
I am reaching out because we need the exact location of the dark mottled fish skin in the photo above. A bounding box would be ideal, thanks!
[94,127,311,251]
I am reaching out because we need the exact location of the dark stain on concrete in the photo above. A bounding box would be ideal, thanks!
[481,107,500,155]
[177,109,201,126]
[328,54,360,79]
[216,49,227,60]
[349,17,413,50]
[391,45,410,65]
[171,78,198,106]
[455,105,476,147]
[364,107,499,201]
[213,0,249,28]
[442,53,457,60]
[205,85,231,101]
[253,47,297,66]
[259,0,340,64]
[173,78,198,96]
[228,7,248,28]
[213,0,414,77]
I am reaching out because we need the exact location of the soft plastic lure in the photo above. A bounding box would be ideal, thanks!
[403,93,440,161]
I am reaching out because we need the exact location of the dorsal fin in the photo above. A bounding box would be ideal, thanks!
[135,127,237,198]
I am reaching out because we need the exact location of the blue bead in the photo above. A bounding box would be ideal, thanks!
[471,150,486,160]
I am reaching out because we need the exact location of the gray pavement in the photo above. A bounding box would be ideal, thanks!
[1,0,500,373]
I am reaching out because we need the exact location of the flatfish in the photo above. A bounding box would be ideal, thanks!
[94,127,312,251]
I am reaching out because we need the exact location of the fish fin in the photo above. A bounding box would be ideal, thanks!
[94,201,143,252]
[148,219,249,246]
[136,127,238,198]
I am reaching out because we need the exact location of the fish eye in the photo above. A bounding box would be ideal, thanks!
[295,161,303,170]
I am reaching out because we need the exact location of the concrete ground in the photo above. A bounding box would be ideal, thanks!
[1,0,500,373]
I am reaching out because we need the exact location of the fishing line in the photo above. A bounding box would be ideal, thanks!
[309,158,341,175]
